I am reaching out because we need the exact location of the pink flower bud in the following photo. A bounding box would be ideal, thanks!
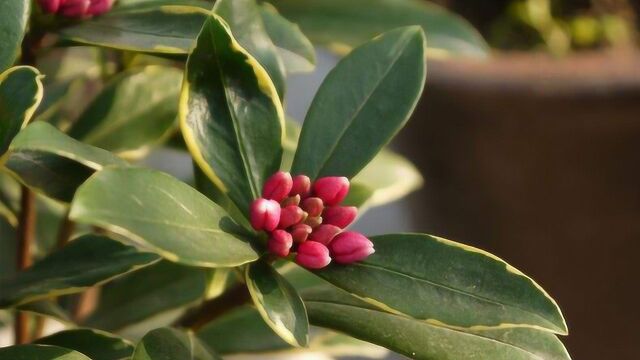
[38,0,62,13]
[59,0,90,17]
[329,231,374,264]
[313,176,350,206]
[290,175,311,197]
[323,206,357,228]
[280,194,301,207]
[250,198,281,232]
[262,171,293,202]
[87,0,113,16]
[290,224,312,243]
[278,205,305,229]
[303,216,322,228]
[267,230,293,257]
[309,224,341,245]
[301,197,323,217]
[296,241,331,269]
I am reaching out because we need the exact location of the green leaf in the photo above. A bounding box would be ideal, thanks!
[260,3,316,73]
[132,327,220,360]
[0,66,44,156]
[0,0,30,72]
[0,195,17,227]
[292,27,426,180]
[214,0,286,99]
[270,0,489,58]
[315,234,568,334]
[197,305,291,354]
[68,66,182,157]
[180,15,284,214]
[60,5,210,54]
[70,167,259,267]
[0,234,159,307]
[4,122,127,202]
[348,147,423,209]
[35,329,135,360]
[0,344,91,360]
[245,260,309,347]
[85,261,209,331]
[304,286,571,360]
[17,301,71,324]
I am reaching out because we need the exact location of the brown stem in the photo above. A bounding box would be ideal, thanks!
[56,211,75,249]
[174,285,251,330]
[14,186,36,344]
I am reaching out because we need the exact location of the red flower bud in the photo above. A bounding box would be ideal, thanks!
[59,0,90,17]
[309,224,341,245]
[250,198,281,232]
[329,231,374,264]
[296,241,331,269]
[262,171,293,202]
[267,230,293,257]
[278,205,305,229]
[280,194,301,207]
[38,0,62,13]
[290,224,312,243]
[323,206,357,228]
[303,216,322,228]
[87,0,113,16]
[290,175,311,197]
[313,176,349,205]
[301,197,323,217]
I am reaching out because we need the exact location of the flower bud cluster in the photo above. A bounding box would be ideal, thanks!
[250,171,374,269]
[38,0,113,17]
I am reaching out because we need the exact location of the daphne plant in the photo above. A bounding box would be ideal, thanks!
[0,0,569,359]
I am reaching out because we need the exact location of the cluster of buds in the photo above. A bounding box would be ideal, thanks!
[38,0,114,17]
[250,171,374,269]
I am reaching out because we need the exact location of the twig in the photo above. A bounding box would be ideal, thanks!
[174,285,251,330]
[14,186,36,344]
[56,211,75,249]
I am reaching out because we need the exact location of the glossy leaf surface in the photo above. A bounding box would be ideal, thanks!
[0,1,29,72]
[68,66,182,156]
[292,27,426,180]
[260,3,315,73]
[132,327,220,360]
[70,167,259,267]
[60,5,209,54]
[315,234,567,334]
[4,122,127,202]
[270,0,489,58]
[0,234,159,307]
[85,261,209,331]
[214,0,286,99]
[0,344,91,360]
[36,329,135,360]
[0,66,43,156]
[304,287,570,360]
[180,15,284,214]
[246,260,309,347]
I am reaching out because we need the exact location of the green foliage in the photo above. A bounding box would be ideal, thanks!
[0,0,30,72]
[0,1,570,359]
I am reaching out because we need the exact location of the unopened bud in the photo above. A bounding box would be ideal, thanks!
[323,206,357,228]
[290,175,311,197]
[313,176,349,205]
[267,230,293,257]
[301,197,323,217]
[290,224,312,243]
[309,224,341,245]
[329,231,374,264]
[87,0,114,16]
[295,241,331,269]
[59,0,90,17]
[303,216,322,228]
[38,0,62,13]
[262,171,293,202]
[278,205,305,229]
[281,194,301,207]
[250,198,281,232]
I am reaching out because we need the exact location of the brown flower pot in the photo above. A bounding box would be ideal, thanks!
[396,51,640,360]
